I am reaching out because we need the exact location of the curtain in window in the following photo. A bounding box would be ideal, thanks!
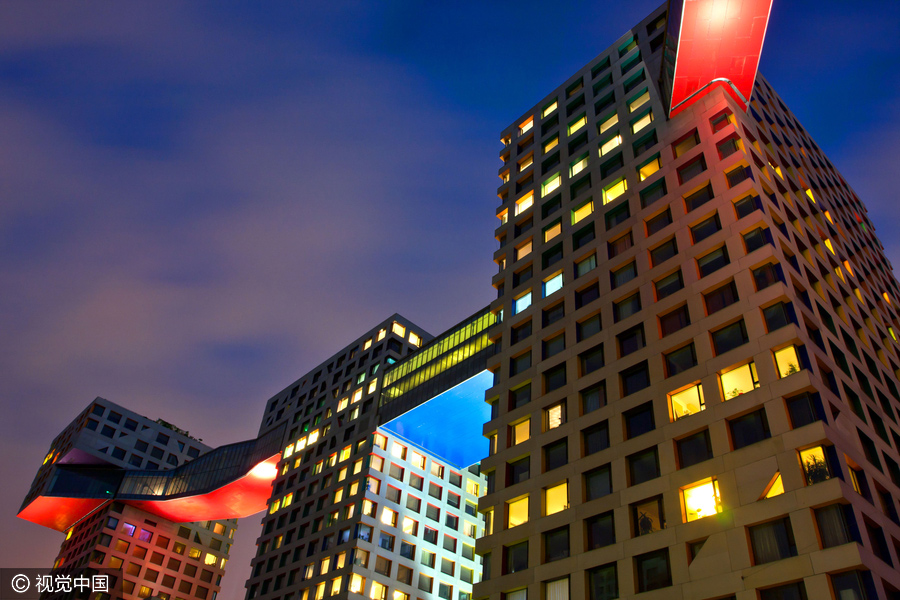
[815,505,851,548]
[749,519,793,564]
[507,590,527,600]
[546,578,569,600]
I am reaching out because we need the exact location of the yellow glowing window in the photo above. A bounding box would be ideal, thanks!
[339,446,351,462]
[507,497,528,528]
[805,188,815,203]
[283,443,295,459]
[544,135,559,153]
[544,222,561,243]
[631,110,652,134]
[639,156,660,181]
[599,134,622,156]
[519,117,534,135]
[545,481,568,516]
[763,472,784,499]
[824,239,835,255]
[835,266,845,283]
[352,389,363,403]
[331,577,342,596]
[629,90,650,112]
[498,209,508,226]
[295,437,307,451]
[824,210,833,224]
[720,362,759,399]
[349,574,365,594]
[269,499,280,514]
[542,173,561,197]
[547,403,564,429]
[568,115,587,135]
[333,488,343,503]
[320,556,330,573]
[515,192,534,216]
[850,468,863,495]
[466,480,480,496]
[602,178,627,204]
[283,492,293,507]
[362,499,376,516]
[315,581,326,600]
[349,481,360,497]
[203,552,218,566]
[774,346,801,378]
[367,380,377,394]
[338,397,349,412]
[843,261,854,277]
[402,517,417,534]
[572,200,594,224]
[409,332,422,347]
[381,507,398,527]
[570,155,589,176]
[502,135,511,147]
[353,459,363,475]
[370,582,387,600]
[884,292,892,305]
[391,443,407,460]
[515,240,532,261]
[519,154,534,171]
[512,419,530,445]
[363,338,372,350]
[542,100,558,118]
[308,429,320,444]
[392,322,406,337]
[682,479,721,522]
[336,552,347,569]
[890,327,897,341]
[599,113,618,134]
[327,453,336,467]
[411,451,426,469]
[670,384,704,420]
[799,446,832,485]
[376,328,386,341]
[374,433,387,450]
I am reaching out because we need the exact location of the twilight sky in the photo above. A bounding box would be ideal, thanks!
[1,2,899,598]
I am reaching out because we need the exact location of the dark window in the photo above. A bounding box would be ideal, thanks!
[734,194,761,218]
[544,439,568,471]
[726,165,752,187]
[573,224,596,250]
[830,573,869,600]
[716,135,741,159]
[758,583,808,600]
[601,153,624,179]
[543,526,569,562]
[621,361,650,396]
[543,302,565,327]
[510,384,531,409]
[511,320,532,344]
[508,457,530,485]
[510,352,531,376]
[814,504,858,548]
[753,262,783,290]
[632,496,665,536]
[608,232,633,258]
[583,421,610,455]
[743,227,771,252]
[649,237,678,267]
[624,402,655,438]
[587,563,617,600]
[577,313,602,341]
[605,202,631,230]
[633,129,658,158]
[677,155,707,184]
[635,548,671,592]
[690,213,721,243]
[697,245,729,277]
[763,302,794,331]
[543,333,565,359]
[645,207,672,235]
[664,343,697,376]
[617,325,644,357]
[628,446,660,485]
[579,344,605,375]
[513,265,532,287]
[655,270,684,299]
[544,364,567,392]
[730,409,770,449]
[640,177,667,208]
[585,464,612,500]
[684,183,714,212]
[585,511,615,549]
[710,110,732,132]
[712,320,748,354]
[677,430,713,468]
[749,518,797,564]
[659,305,690,336]
[613,293,641,322]
[581,382,606,414]
[575,283,600,309]
[785,392,824,429]
[704,281,739,314]
[504,541,528,574]
[543,243,564,269]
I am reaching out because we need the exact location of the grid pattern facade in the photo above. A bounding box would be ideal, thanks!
[26,398,236,600]
[477,4,900,600]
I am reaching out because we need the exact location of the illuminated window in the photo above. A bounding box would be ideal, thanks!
[377,328,387,341]
[363,338,372,350]
[544,135,559,153]
[670,384,704,420]
[544,221,561,242]
[774,346,801,378]
[513,291,532,315]
[599,113,618,134]
[373,433,387,450]
[629,90,650,112]
[568,115,587,135]
[682,479,721,522]
[545,481,568,515]
[638,155,660,181]
[720,362,759,399]
[632,110,652,134]
[519,155,534,171]
[763,472,784,498]
[515,240,532,261]
[572,200,594,224]
[546,402,565,430]
[349,574,365,594]
[542,173,561,197]
[600,134,622,156]
[391,443,407,460]
[570,154,589,176]
[542,100,558,118]
[392,322,406,337]
[507,497,528,528]
[515,192,534,216]
[603,178,627,204]
[381,507,398,527]
[308,429,321,444]
[799,446,832,485]
[543,273,563,297]
[512,419,530,445]
[466,480,479,496]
